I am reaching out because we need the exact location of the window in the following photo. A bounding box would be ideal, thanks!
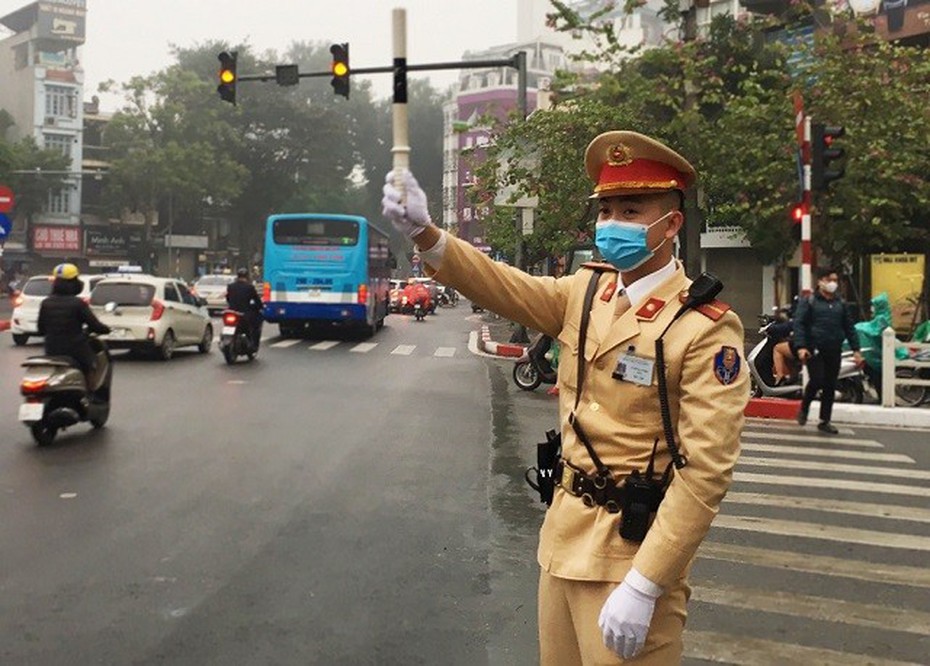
[163,283,180,303]
[47,188,71,215]
[43,133,73,159]
[45,85,78,119]
[90,283,155,307]
[176,283,197,306]
[23,278,53,296]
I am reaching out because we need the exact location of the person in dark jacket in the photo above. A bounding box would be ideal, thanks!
[37,263,111,381]
[793,267,863,434]
[226,268,263,350]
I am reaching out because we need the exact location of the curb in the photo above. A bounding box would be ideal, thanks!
[744,396,930,429]
[478,325,526,358]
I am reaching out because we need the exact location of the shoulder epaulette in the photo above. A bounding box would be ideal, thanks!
[580,261,619,273]
[695,299,731,321]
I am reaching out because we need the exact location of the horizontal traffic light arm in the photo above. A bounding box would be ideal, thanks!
[236,55,523,83]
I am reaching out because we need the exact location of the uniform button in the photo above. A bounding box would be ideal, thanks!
[596,359,607,370]
[591,403,600,412]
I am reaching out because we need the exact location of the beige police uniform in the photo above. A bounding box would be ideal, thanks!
[420,130,748,664]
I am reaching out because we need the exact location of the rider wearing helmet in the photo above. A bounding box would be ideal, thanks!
[37,263,111,379]
[225,267,263,350]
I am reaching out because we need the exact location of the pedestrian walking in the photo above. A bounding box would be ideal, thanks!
[793,267,863,434]
[382,130,748,664]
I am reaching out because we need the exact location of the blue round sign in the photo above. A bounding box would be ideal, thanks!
[0,213,11,238]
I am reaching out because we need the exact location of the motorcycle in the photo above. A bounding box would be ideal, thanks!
[747,317,865,403]
[19,333,113,446]
[413,301,426,321]
[513,334,558,391]
[220,309,259,364]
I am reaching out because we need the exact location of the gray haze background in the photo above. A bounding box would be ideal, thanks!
[0,0,519,109]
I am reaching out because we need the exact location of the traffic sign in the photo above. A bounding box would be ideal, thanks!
[0,185,13,214]
[0,213,11,238]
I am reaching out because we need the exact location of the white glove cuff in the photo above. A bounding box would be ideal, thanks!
[624,567,663,599]
[415,229,448,271]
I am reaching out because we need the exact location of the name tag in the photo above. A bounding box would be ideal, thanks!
[613,352,655,386]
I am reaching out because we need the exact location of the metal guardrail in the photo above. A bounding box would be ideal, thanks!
[881,327,930,407]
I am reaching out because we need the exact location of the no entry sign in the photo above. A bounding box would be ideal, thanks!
[0,185,13,214]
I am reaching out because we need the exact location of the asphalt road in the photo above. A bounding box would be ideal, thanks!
[1,306,928,665]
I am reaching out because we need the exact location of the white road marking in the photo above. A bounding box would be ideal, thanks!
[734,471,930,497]
[741,430,884,448]
[684,630,922,665]
[350,342,378,353]
[270,339,301,348]
[59,493,77,499]
[391,345,416,356]
[691,583,930,636]
[434,347,456,358]
[739,456,930,481]
[740,442,913,463]
[712,514,930,552]
[725,491,930,524]
[745,418,855,436]
[698,541,930,588]
[309,341,340,351]
[226,380,247,385]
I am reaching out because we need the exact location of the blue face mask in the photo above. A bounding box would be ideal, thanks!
[595,211,673,271]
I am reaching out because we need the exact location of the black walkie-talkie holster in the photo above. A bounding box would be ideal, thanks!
[525,429,561,506]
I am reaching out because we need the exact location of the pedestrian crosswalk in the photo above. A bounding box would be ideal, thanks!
[683,418,930,665]
[265,338,462,359]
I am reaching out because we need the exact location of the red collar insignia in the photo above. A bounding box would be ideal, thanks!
[635,297,666,321]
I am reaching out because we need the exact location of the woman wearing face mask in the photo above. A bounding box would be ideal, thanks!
[793,268,863,433]
[382,130,748,665]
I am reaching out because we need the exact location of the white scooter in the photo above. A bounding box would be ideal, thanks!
[747,318,865,404]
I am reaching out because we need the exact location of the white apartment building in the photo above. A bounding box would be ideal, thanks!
[0,0,86,265]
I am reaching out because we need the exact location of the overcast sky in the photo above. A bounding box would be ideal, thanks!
[0,0,521,109]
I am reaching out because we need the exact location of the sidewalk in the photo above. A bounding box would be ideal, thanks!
[477,319,930,429]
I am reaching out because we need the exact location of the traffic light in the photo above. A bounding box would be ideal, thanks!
[217,51,238,105]
[330,43,350,99]
[811,122,845,191]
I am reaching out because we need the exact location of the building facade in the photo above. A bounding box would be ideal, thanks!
[0,0,86,273]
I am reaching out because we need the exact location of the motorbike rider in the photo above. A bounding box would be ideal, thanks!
[402,278,431,313]
[226,267,263,351]
[36,263,111,383]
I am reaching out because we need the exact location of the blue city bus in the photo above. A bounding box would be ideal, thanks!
[261,213,393,337]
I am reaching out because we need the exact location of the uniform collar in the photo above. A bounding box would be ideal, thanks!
[619,257,677,308]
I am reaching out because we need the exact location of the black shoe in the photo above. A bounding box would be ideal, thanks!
[818,422,839,435]
[796,409,808,426]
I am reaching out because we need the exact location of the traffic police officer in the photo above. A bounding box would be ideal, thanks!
[382,131,748,664]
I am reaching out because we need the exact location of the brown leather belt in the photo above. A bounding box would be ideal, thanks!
[555,459,625,513]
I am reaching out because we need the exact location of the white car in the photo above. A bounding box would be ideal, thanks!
[192,274,236,314]
[89,275,213,360]
[10,274,104,346]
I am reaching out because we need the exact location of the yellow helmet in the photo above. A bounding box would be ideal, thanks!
[52,263,80,280]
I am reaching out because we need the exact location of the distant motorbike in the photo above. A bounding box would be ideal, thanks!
[220,309,259,364]
[513,334,558,391]
[19,334,112,446]
[413,301,426,321]
[747,317,864,403]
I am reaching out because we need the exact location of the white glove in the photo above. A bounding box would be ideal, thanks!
[381,169,431,239]
[598,569,661,660]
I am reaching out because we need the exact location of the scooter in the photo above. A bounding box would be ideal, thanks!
[19,334,113,446]
[513,334,558,391]
[746,319,865,403]
[413,301,426,321]
[220,309,259,364]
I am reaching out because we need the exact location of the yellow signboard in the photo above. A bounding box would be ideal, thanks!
[870,253,926,331]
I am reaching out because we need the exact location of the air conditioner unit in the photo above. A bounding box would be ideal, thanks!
[45,116,57,126]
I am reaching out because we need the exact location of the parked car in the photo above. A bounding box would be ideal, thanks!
[388,279,405,313]
[89,275,213,360]
[192,274,236,314]
[10,274,104,346]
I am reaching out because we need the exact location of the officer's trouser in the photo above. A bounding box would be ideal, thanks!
[538,569,689,666]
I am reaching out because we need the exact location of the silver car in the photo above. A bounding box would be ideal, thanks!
[192,274,236,314]
[90,275,213,360]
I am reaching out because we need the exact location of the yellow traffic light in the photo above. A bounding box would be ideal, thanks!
[332,61,348,77]
[220,69,236,84]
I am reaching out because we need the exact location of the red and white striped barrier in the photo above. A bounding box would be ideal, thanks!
[478,325,526,358]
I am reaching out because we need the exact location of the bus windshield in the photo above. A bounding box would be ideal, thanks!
[272,217,359,247]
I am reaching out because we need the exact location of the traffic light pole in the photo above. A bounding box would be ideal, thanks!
[801,115,812,297]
